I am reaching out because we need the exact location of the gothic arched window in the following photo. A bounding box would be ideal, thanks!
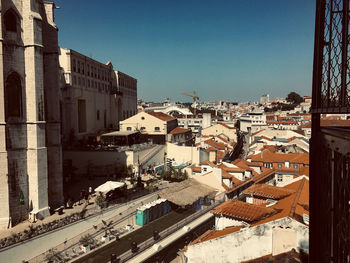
[4,9,17,32]
[5,72,22,121]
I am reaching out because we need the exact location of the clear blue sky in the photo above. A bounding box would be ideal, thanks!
[54,0,316,103]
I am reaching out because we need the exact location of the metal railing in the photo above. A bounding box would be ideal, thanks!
[117,193,225,263]
[27,194,159,263]
[310,127,350,262]
[312,0,350,113]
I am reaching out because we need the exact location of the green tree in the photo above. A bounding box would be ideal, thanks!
[286,92,303,104]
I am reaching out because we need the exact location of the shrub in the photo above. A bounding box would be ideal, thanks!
[95,193,106,207]
[79,234,93,247]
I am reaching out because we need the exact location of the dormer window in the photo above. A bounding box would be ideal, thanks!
[4,10,17,32]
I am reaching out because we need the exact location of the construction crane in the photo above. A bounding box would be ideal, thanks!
[181,91,199,116]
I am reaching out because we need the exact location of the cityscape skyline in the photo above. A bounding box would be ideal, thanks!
[54,0,315,102]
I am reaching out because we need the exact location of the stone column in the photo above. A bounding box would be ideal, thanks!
[0,16,11,229]
[43,2,64,208]
[23,3,50,219]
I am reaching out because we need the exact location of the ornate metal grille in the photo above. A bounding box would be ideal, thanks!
[312,0,350,113]
[311,0,350,262]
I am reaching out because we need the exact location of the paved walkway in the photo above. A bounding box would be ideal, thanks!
[0,193,160,263]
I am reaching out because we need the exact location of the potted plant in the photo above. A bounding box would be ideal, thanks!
[66,198,73,209]
[79,234,92,253]
[101,220,113,243]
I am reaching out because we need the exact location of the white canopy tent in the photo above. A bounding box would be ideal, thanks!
[94,181,125,194]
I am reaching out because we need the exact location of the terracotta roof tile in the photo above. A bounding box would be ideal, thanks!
[252,168,275,184]
[169,127,191,135]
[218,122,236,129]
[218,163,245,173]
[186,178,310,248]
[252,130,265,136]
[204,139,227,150]
[147,111,175,121]
[243,184,295,200]
[200,160,217,167]
[187,226,243,248]
[211,200,276,222]
[191,166,201,173]
[248,150,309,165]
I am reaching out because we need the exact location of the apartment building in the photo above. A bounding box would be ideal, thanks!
[59,49,137,142]
[119,111,182,144]
[239,110,267,133]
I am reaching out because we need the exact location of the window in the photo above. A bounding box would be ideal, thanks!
[265,163,271,168]
[293,164,298,169]
[77,61,80,73]
[97,110,100,120]
[154,127,160,131]
[4,10,17,32]
[203,167,207,172]
[73,59,76,72]
[141,127,146,131]
[78,99,87,133]
[141,117,145,120]
[277,174,283,182]
[73,76,77,85]
[127,127,132,131]
[5,72,22,121]
[277,163,282,168]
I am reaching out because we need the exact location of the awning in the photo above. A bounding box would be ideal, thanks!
[94,181,125,193]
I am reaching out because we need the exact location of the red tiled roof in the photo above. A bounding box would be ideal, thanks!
[147,111,175,121]
[204,139,227,150]
[186,178,309,248]
[218,122,236,129]
[169,127,191,135]
[242,249,303,263]
[262,145,278,153]
[267,120,297,125]
[253,168,275,184]
[243,184,295,200]
[205,147,216,152]
[218,163,245,173]
[200,160,217,167]
[216,151,227,162]
[301,119,350,129]
[231,159,254,171]
[211,200,276,222]
[217,135,229,143]
[298,166,309,177]
[191,166,201,173]
[187,226,243,248]
[252,130,264,136]
[248,150,309,165]
[251,178,309,226]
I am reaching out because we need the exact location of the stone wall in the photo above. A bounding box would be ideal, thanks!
[184,217,309,263]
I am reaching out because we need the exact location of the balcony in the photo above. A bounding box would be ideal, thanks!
[311,126,350,262]
[310,1,350,262]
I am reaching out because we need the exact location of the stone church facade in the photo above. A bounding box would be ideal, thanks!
[0,0,63,229]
